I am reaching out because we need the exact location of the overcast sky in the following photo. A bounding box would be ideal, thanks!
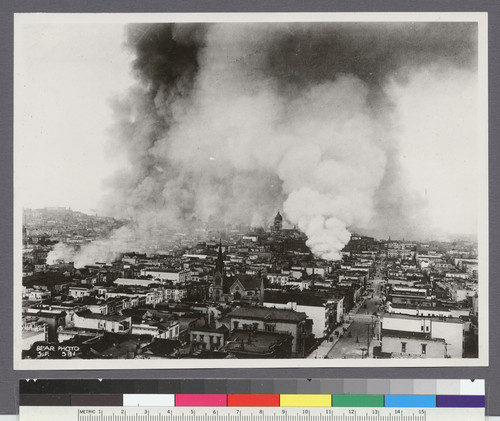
[15,22,133,215]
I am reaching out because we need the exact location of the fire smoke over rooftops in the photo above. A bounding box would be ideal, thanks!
[92,21,477,262]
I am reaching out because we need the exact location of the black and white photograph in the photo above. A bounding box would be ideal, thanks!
[14,13,488,369]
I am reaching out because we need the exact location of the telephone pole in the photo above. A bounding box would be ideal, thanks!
[367,324,370,357]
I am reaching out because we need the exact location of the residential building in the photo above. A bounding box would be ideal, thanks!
[380,312,464,358]
[227,306,313,357]
[73,311,132,333]
[140,269,192,284]
[190,324,229,353]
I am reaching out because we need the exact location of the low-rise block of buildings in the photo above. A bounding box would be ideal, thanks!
[227,306,313,357]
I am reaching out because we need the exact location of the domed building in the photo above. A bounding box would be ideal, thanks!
[273,210,283,232]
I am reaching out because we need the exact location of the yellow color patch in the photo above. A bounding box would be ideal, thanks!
[280,394,331,407]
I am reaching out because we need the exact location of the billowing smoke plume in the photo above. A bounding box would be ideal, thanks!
[57,22,477,266]
[46,227,133,267]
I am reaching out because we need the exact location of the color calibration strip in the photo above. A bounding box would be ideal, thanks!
[19,379,485,408]
[20,394,486,408]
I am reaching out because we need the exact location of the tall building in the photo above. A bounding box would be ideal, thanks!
[273,210,283,232]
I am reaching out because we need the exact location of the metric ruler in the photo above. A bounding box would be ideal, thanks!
[19,406,484,421]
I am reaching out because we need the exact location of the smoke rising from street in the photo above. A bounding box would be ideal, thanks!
[49,21,478,265]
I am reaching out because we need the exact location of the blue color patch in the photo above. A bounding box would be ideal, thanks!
[384,395,436,407]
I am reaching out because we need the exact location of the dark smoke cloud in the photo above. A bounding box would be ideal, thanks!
[262,22,476,89]
[102,22,287,232]
[127,23,208,95]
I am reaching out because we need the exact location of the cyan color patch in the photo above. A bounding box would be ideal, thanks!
[385,395,436,407]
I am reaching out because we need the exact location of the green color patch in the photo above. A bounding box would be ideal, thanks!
[332,394,384,407]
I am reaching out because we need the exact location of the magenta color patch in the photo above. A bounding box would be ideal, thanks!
[175,394,227,407]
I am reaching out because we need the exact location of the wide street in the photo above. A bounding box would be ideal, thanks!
[326,276,385,359]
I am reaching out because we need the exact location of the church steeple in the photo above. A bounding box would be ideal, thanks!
[215,241,224,276]
[212,242,225,301]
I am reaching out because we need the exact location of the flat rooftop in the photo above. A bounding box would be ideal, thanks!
[382,312,463,324]
[224,330,291,354]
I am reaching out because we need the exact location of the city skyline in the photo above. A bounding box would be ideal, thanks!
[18,205,482,366]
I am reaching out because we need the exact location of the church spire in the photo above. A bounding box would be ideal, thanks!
[212,241,225,302]
[215,241,224,275]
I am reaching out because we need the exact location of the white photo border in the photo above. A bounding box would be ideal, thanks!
[13,11,489,370]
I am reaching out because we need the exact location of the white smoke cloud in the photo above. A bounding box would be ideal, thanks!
[46,242,79,266]
[386,64,478,237]
[46,226,136,268]
[87,22,478,263]
[156,26,389,260]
